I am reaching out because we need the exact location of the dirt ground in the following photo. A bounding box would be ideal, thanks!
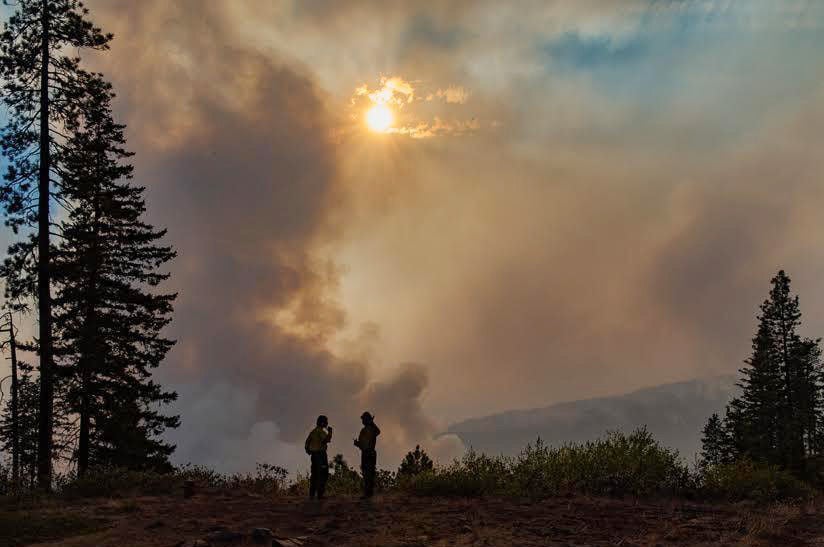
[15,490,824,546]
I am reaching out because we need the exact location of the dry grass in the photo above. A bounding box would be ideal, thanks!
[4,491,824,547]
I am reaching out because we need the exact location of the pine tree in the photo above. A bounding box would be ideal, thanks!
[700,413,730,467]
[0,0,110,489]
[53,72,178,475]
[0,362,40,489]
[398,445,434,477]
[705,270,824,473]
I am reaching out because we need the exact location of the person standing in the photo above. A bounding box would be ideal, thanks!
[305,415,333,499]
[354,411,381,499]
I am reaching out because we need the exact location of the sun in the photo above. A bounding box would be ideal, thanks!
[366,103,393,133]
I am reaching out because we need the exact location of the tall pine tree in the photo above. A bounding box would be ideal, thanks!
[0,0,110,489]
[703,271,824,473]
[54,72,178,475]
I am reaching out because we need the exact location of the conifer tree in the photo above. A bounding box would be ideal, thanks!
[53,72,178,475]
[700,413,729,467]
[703,271,824,472]
[398,445,434,477]
[0,0,110,489]
[0,362,40,488]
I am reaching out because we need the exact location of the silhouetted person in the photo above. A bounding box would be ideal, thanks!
[305,415,333,499]
[354,411,380,498]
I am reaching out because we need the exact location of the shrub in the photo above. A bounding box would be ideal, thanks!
[510,428,691,498]
[700,459,813,502]
[175,462,288,494]
[59,467,179,499]
[402,450,510,497]
[402,428,691,499]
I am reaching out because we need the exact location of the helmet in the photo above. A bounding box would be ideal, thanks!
[317,415,328,426]
[361,411,374,422]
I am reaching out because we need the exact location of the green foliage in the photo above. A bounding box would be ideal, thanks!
[700,459,813,502]
[512,429,690,498]
[402,429,689,499]
[404,450,509,497]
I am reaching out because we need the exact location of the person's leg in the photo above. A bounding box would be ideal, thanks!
[365,468,374,497]
[362,450,377,498]
[309,452,322,499]
[317,455,329,499]
[309,461,317,499]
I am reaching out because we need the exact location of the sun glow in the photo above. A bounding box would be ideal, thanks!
[366,103,393,133]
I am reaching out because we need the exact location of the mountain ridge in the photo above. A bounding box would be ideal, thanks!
[447,376,739,459]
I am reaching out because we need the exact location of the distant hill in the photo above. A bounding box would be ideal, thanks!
[447,376,738,460]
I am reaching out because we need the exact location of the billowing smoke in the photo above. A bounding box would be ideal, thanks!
[84,0,462,471]
[67,0,824,470]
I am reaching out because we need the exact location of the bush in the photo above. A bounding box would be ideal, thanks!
[58,467,179,499]
[402,450,510,497]
[511,429,691,498]
[55,461,289,499]
[700,459,813,502]
[401,428,691,499]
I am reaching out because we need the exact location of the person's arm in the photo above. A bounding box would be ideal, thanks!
[373,423,381,437]
[325,426,333,443]
[305,433,312,454]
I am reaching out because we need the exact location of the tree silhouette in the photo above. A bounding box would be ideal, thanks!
[52,72,178,475]
[0,0,110,489]
[398,445,434,477]
[0,362,39,488]
[703,271,824,473]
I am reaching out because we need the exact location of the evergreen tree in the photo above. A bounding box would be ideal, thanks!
[53,72,178,475]
[398,445,434,477]
[0,0,110,489]
[700,413,729,467]
[0,362,39,489]
[704,270,824,473]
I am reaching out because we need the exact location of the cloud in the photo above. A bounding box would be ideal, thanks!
[83,0,463,471]
[44,0,824,467]
[355,76,416,107]
[351,76,479,138]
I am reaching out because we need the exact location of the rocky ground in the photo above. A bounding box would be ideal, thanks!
[6,489,824,546]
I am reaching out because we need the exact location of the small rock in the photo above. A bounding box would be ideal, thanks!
[251,528,274,543]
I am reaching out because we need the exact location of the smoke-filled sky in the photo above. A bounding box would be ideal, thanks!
[3,0,824,472]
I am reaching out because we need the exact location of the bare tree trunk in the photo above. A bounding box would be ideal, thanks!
[9,315,19,486]
[37,0,54,491]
